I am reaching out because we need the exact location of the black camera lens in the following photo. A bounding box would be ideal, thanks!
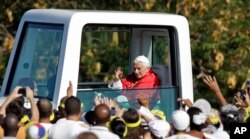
[18,88,26,96]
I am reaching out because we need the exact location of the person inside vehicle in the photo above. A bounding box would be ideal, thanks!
[109,55,160,108]
[109,55,160,89]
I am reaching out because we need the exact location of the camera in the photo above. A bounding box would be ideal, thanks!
[110,107,116,116]
[18,88,26,96]
[239,89,246,100]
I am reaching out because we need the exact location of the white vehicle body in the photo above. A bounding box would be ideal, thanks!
[0,9,193,120]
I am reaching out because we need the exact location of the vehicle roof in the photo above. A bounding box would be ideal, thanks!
[23,9,186,24]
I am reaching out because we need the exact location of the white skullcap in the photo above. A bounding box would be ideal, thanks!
[148,120,170,138]
[171,110,190,131]
[193,99,211,116]
[134,55,150,67]
[213,131,230,139]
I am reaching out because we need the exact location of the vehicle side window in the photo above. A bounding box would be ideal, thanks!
[78,25,130,88]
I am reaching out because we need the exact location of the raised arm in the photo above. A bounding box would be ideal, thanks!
[26,87,39,122]
[203,75,227,106]
[108,67,123,89]
[0,86,22,116]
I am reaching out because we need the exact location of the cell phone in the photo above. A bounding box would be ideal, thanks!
[110,107,116,116]
[18,88,26,96]
[239,89,246,100]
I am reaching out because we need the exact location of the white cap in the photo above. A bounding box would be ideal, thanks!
[193,99,211,115]
[171,110,190,131]
[134,55,150,67]
[148,120,170,138]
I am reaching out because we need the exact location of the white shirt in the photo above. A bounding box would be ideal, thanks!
[166,134,199,139]
[139,106,158,120]
[3,137,16,139]
[40,122,53,132]
[108,80,123,89]
[48,118,89,139]
[89,126,120,139]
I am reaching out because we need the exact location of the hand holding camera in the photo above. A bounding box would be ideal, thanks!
[234,89,250,107]
[8,86,23,101]
[239,89,246,100]
[17,87,34,100]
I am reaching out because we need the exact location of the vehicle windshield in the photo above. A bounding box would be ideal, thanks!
[7,23,63,100]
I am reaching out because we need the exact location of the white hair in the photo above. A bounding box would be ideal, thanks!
[133,55,151,68]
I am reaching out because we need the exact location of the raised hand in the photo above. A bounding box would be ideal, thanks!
[0,86,22,116]
[114,67,123,80]
[234,90,250,107]
[203,75,227,106]
[177,98,193,108]
[67,81,73,97]
[94,95,102,106]
[203,75,221,93]
[137,93,149,108]
[25,86,34,100]
[9,86,23,100]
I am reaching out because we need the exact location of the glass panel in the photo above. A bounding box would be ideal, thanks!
[152,36,169,65]
[9,23,63,100]
[77,87,178,121]
[79,25,130,88]
[150,34,172,86]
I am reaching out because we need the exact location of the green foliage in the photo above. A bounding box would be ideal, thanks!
[0,0,249,107]
[188,0,250,106]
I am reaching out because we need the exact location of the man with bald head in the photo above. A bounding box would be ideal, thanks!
[77,132,98,139]
[2,113,19,138]
[37,98,53,131]
[89,104,120,139]
[48,96,88,139]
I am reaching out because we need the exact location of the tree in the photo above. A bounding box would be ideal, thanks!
[0,0,249,107]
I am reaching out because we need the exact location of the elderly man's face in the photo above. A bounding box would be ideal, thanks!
[133,62,149,79]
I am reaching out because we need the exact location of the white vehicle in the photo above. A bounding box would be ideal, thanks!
[0,9,193,120]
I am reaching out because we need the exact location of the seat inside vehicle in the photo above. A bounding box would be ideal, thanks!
[151,64,170,87]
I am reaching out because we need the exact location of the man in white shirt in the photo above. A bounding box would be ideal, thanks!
[48,96,88,139]
[89,104,120,139]
[37,98,53,131]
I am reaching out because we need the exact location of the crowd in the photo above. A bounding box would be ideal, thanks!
[0,56,250,139]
